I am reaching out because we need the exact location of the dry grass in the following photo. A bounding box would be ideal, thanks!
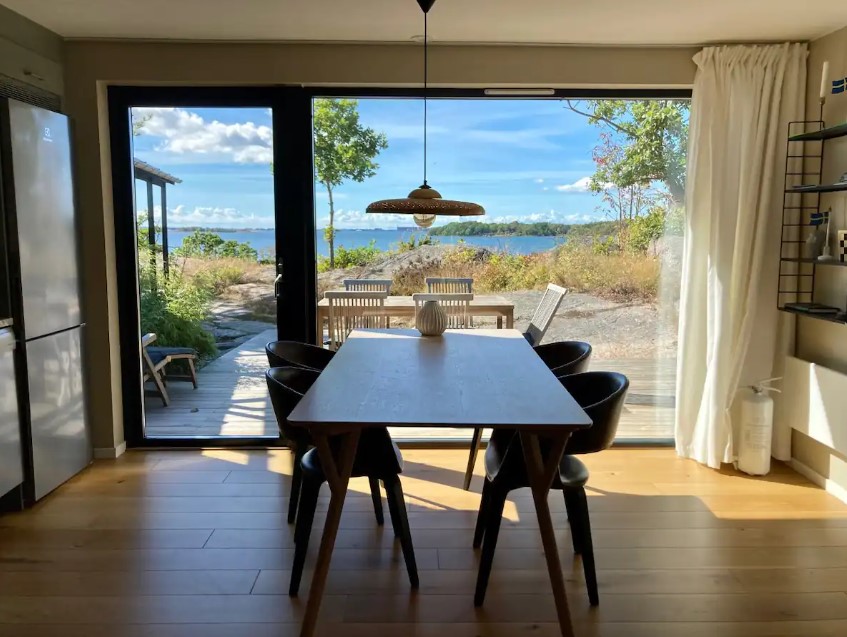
[177,256,268,296]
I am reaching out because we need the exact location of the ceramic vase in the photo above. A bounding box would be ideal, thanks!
[416,300,447,336]
[839,230,847,263]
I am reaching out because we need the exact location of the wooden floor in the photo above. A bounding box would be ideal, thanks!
[144,330,674,440]
[1,448,846,636]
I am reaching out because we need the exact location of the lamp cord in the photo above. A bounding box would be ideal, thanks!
[423,9,428,187]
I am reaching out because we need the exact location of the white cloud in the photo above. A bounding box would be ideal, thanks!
[133,107,273,164]
[534,178,545,184]
[555,176,593,193]
[141,204,273,227]
[316,209,409,230]
[493,210,598,224]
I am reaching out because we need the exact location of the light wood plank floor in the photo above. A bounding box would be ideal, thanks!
[144,330,674,440]
[1,448,846,636]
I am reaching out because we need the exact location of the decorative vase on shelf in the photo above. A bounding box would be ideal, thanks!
[838,230,847,263]
[416,300,447,336]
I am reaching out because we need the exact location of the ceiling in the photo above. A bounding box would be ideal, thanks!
[3,0,846,46]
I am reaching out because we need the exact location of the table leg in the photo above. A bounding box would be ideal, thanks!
[506,310,514,330]
[519,431,574,637]
[299,429,361,637]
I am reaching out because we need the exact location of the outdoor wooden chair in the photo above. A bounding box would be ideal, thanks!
[344,279,393,293]
[413,292,473,329]
[325,290,388,350]
[426,277,473,294]
[523,283,569,346]
[142,332,198,407]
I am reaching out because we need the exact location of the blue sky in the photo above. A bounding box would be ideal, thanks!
[132,99,609,229]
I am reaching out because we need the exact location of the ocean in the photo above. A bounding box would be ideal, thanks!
[166,228,563,258]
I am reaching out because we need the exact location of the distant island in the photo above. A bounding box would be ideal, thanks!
[171,226,273,233]
[427,220,616,237]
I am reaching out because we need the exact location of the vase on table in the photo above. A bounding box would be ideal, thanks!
[416,300,447,336]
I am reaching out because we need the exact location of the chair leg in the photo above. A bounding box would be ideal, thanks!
[385,479,401,538]
[368,476,384,526]
[384,475,419,589]
[563,489,583,554]
[463,427,484,490]
[474,485,508,607]
[288,446,306,525]
[572,486,598,606]
[289,476,321,596]
[473,478,493,548]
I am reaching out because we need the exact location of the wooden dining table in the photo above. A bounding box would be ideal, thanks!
[288,328,593,637]
[315,294,515,344]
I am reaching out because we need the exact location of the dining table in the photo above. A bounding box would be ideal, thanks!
[287,327,593,637]
[314,294,514,344]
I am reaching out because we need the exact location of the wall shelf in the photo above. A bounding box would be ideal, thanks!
[779,307,847,325]
[786,183,847,194]
[780,257,847,267]
[788,122,847,142]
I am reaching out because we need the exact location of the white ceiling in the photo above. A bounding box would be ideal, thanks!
[3,0,846,46]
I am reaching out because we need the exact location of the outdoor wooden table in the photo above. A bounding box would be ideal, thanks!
[315,294,515,344]
[288,328,593,637]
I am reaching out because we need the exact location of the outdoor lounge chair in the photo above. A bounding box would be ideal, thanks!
[142,332,198,407]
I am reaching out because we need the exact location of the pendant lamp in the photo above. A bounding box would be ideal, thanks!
[366,0,484,228]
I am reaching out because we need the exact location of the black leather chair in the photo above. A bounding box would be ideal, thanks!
[265,367,381,525]
[533,341,592,376]
[472,371,629,607]
[265,367,418,597]
[462,340,593,491]
[266,340,335,371]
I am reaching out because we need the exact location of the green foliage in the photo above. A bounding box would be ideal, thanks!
[317,240,383,273]
[628,206,685,253]
[397,233,436,252]
[313,98,388,267]
[190,261,248,296]
[565,99,689,205]
[138,259,217,359]
[173,230,257,260]
[430,221,569,237]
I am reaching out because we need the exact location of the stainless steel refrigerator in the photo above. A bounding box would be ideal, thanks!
[0,98,91,502]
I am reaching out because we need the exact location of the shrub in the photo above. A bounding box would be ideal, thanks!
[190,260,249,296]
[317,241,383,272]
[138,260,217,359]
[174,230,258,261]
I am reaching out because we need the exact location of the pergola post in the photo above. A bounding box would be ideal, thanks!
[160,183,169,276]
[146,180,156,273]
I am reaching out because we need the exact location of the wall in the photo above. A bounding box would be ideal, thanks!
[62,40,697,454]
[793,25,847,499]
[0,4,63,98]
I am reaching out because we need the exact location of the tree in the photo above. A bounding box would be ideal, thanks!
[565,99,689,206]
[313,99,387,268]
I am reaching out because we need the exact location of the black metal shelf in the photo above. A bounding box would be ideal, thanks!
[779,307,847,325]
[788,122,847,142]
[780,257,847,267]
[786,183,847,194]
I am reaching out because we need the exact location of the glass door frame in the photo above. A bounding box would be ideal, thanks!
[108,86,315,448]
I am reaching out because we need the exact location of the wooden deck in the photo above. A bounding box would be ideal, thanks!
[144,330,675,440]
[2,448,846,636]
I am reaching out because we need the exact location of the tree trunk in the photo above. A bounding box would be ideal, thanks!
[326,183,335,269]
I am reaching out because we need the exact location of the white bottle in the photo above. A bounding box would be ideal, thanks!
[736,380,781,476]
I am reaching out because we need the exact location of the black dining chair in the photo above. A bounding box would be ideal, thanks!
[462,340,593,492]
[265,367,418,597]
[472,371,629,607]
[266,340,335,371]
[265,367,381,526]
[533,340,592,376]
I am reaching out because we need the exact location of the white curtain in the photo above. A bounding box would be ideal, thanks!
[676,43,807,468]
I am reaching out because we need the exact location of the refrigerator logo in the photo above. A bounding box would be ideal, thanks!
[42,127,53,143]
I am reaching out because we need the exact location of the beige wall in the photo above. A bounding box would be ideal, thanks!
[0,4,63,97]
[793,26,847,495]
[61,40,697,452]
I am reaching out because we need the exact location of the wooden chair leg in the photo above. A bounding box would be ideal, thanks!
[289,476,321,596]
[187,358,198,389]
[463,427,484,490]
[474,485,508,607]
[288,446,306,525]
[368,476,384,526]
[573,486,598,606]
[384,475,419,589]
[563,489,583,554]
[473,478,493,548]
